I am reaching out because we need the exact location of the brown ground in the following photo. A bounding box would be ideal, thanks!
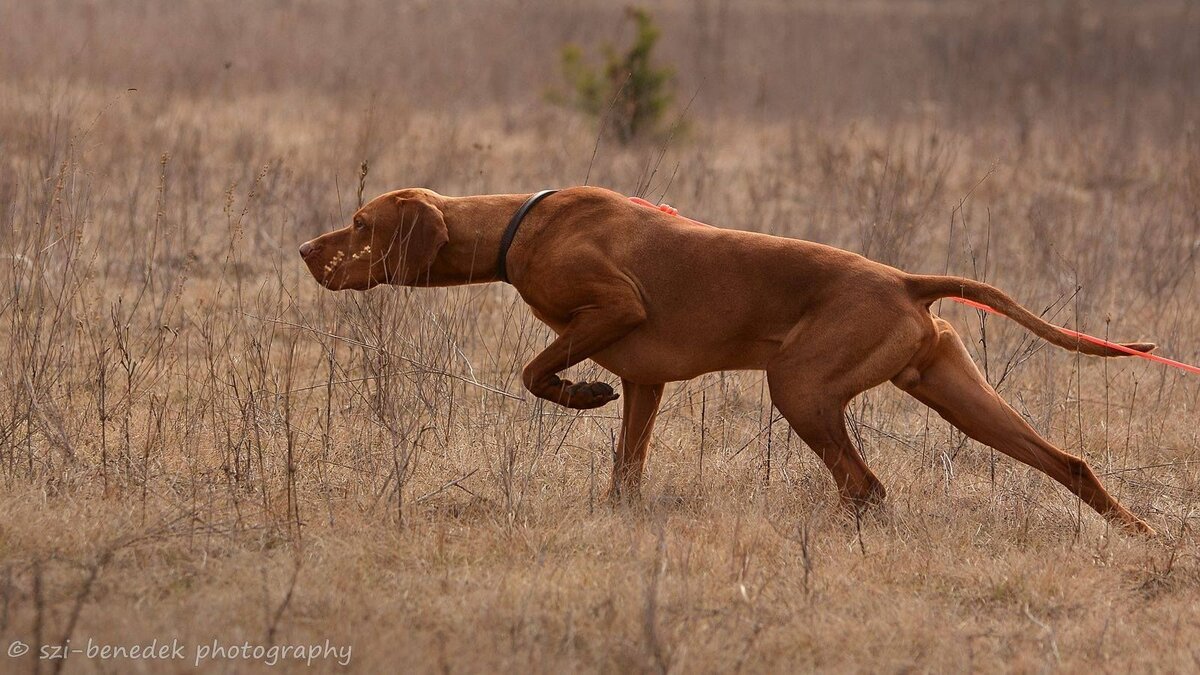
[2,1,1200,672]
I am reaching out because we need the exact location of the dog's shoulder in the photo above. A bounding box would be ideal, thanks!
[552,185,628,211]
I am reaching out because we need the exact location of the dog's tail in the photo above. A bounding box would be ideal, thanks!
[905,274,1155,357]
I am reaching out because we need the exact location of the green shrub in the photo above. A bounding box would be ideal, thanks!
[551,7,675,144]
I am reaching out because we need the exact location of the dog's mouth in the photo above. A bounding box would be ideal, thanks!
[319,249,347,280]
[316,260,368,291]
[301,243,380,291]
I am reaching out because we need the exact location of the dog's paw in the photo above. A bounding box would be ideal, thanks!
[603,485,643,507]
[561,381,619,409]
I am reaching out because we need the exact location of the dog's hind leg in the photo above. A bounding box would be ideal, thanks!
[894,318,1154,534]
[766,353,889,508]
[766,379,887,509]
[764,306,930,510]
[608,379,665,501]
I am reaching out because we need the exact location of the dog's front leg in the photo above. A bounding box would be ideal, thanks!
[609,379,665,501]
[521,305,644,409]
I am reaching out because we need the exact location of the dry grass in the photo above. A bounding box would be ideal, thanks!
[2,0,1200,672]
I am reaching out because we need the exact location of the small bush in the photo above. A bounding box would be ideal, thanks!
[551,7,675,144]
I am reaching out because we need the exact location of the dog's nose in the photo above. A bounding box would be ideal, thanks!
[299,241,316,258]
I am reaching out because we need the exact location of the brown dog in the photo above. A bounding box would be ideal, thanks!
[299,186,1156,534]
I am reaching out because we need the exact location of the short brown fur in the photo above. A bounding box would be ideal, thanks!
[300,186,1156,534]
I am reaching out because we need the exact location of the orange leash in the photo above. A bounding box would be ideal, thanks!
[629,196,680,216]
[629,195,1200,377]
[947,296,1200,376]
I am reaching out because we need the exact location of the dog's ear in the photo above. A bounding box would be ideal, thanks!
[392,196,448,280]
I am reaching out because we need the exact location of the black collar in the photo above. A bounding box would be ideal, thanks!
[496,189,558,284]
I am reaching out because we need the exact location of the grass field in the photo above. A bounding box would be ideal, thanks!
[2,0,1200,671]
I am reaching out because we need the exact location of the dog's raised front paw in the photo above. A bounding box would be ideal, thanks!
[561,381,619,409]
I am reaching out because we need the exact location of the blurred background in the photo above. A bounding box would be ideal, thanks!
[2,1,1200,671]
[6,0,1198,128]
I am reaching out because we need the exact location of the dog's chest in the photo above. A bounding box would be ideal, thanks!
[528,305,570,335]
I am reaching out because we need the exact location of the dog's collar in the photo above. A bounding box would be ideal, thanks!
[497,189,558,284]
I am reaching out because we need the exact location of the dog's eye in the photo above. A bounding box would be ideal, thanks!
[353,218,366,229]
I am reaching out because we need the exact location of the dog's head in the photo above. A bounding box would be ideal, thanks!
[299,189,448,291]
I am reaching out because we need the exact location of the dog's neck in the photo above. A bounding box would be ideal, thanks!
[425,194,531,286]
